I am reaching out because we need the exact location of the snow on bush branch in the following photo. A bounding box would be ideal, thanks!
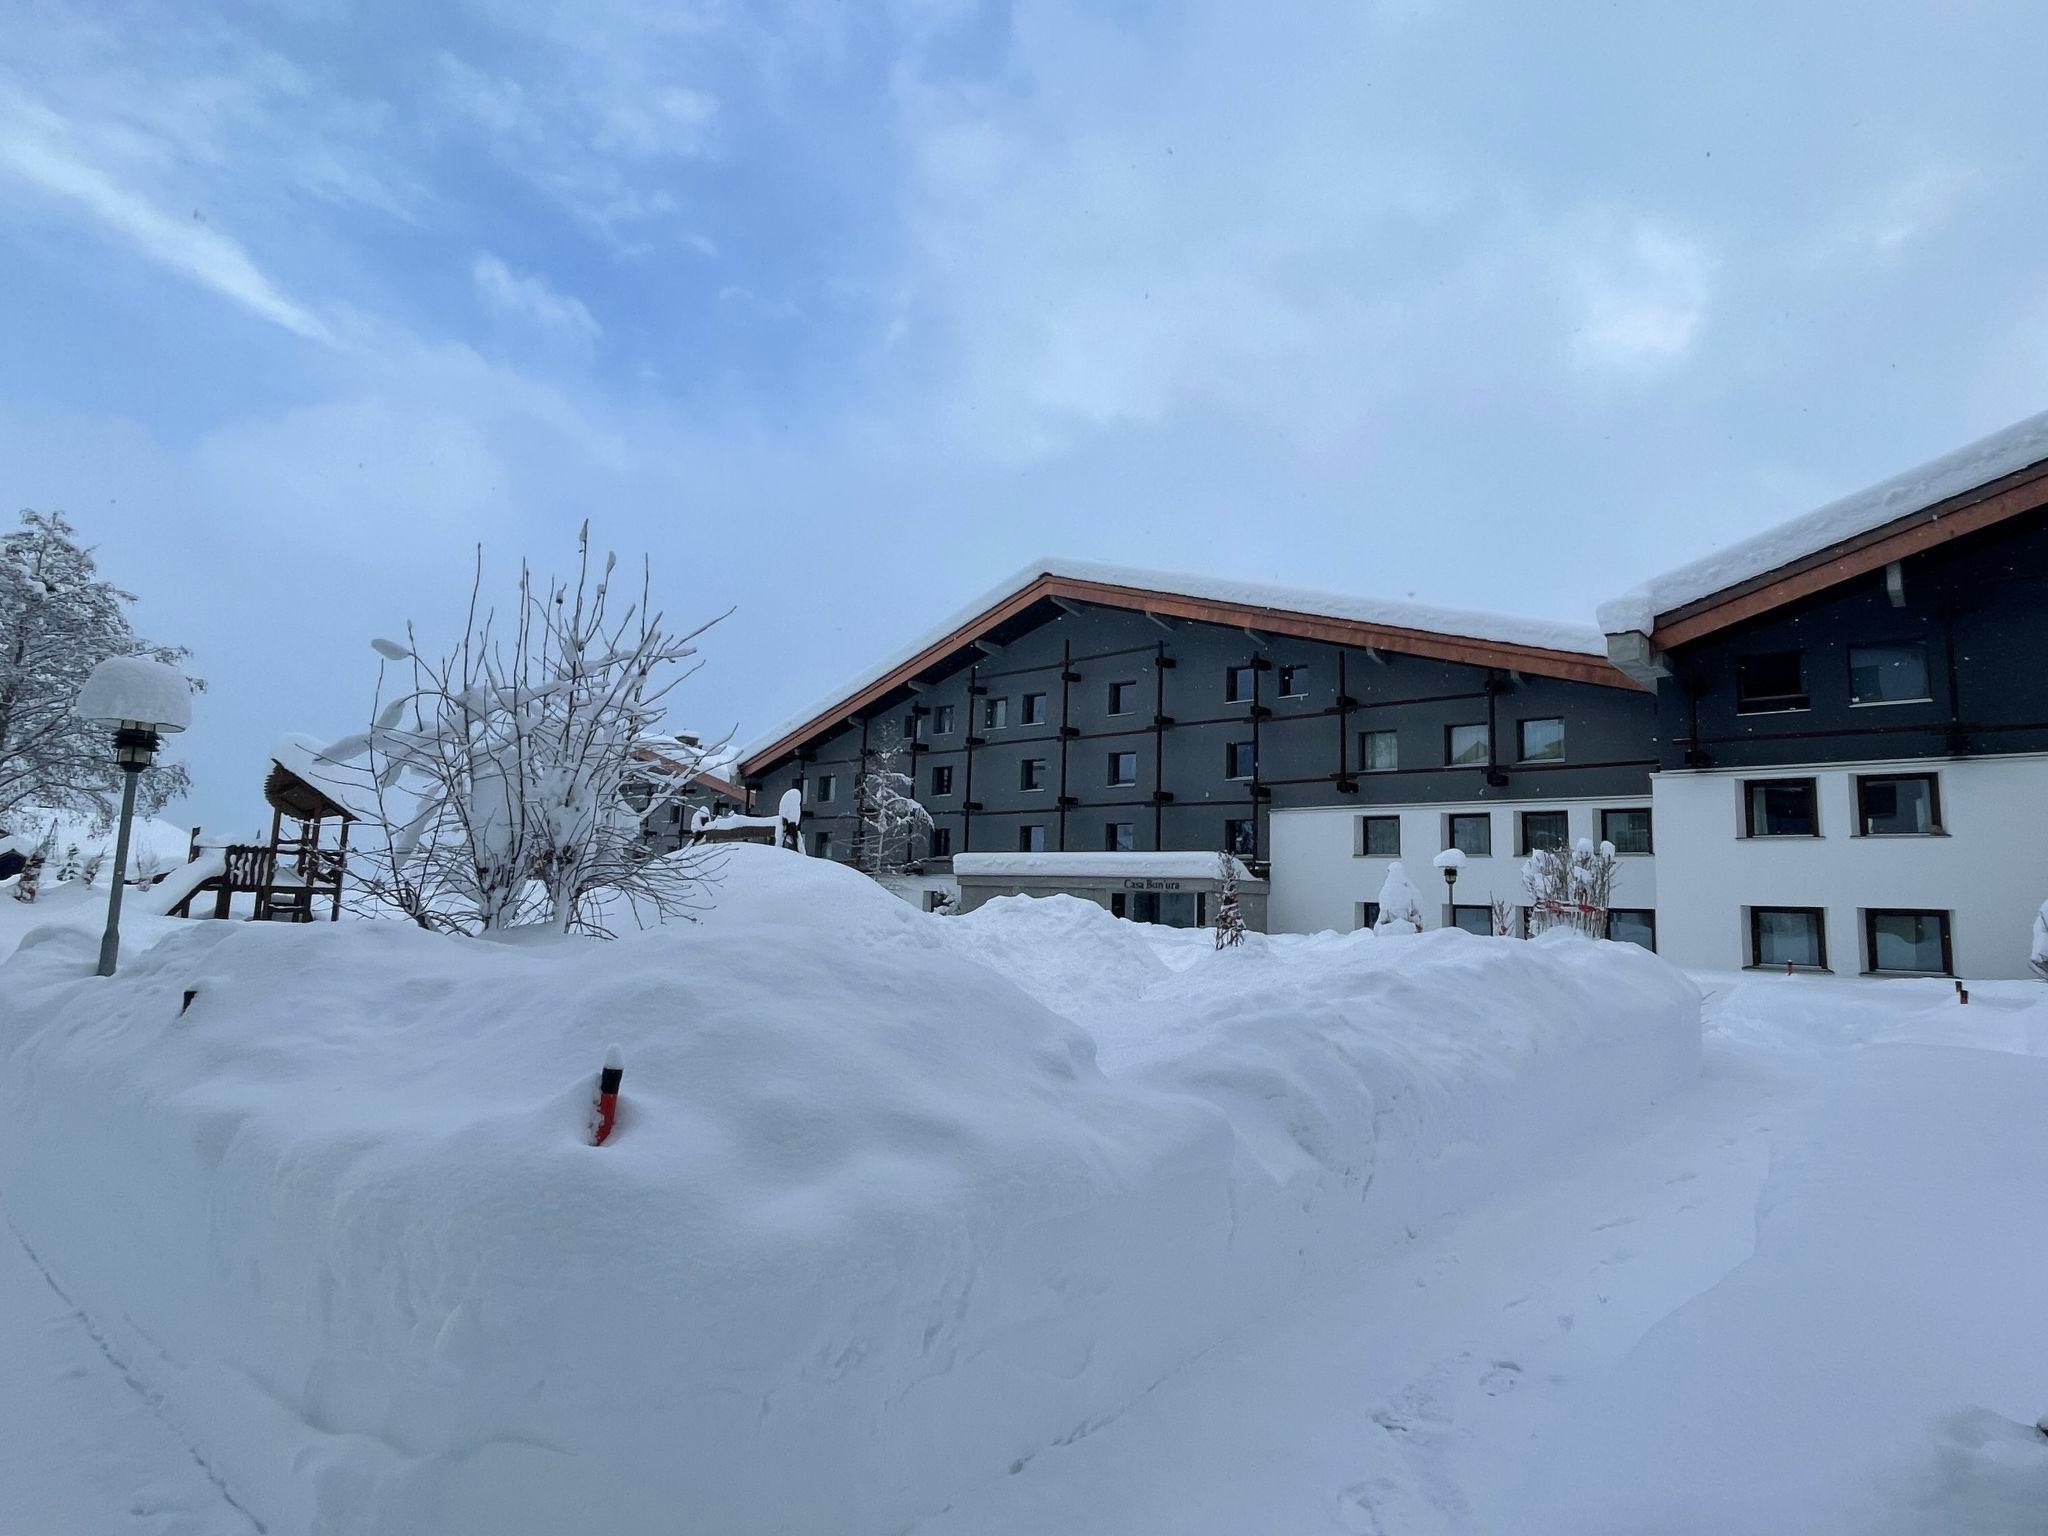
[321,525,729,937]
[1522,838,1618,938]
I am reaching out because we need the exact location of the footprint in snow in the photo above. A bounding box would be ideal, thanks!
[1592,1215,1637,1232]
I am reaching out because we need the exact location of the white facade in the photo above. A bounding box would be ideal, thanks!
[1268,796,1657,937]
[1650,752,2048,980]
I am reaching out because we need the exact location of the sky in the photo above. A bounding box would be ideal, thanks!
[5,0,2047,833]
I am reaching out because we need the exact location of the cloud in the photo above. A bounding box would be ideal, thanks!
[0,92,330,341]
[472,252,601,346]
[1558,216,1714,374]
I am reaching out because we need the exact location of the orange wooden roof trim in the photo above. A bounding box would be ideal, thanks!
[741,573,1644,777]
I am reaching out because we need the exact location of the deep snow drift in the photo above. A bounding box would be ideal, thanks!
[0,850,1698,1536]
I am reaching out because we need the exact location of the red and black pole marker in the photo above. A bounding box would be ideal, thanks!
[591,1045,624,1146]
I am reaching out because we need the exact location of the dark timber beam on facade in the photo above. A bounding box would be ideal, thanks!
[741,571,1642,776]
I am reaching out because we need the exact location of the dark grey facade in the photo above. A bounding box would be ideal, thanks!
[746,598,1658,871]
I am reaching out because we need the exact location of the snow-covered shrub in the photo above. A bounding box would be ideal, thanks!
[848,727,931,876]
[1373,861,1426,933]
[1212,851,1246,948]
[1523,837,1618,938]
[1490,894,1518,937]
[2032,899,2048,982]
[11,821,53,903]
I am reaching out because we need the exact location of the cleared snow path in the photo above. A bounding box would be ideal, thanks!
[0,1217,259,1536]
[909,1042,1793,1535]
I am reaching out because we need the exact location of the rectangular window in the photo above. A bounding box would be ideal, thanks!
[1848,642,1931,707]
[1226,740,1256,780]
[1357,901,1381,930]
[904,714,919,741]
[1360,729,1398,773]
[1745,778,1819,837]
[1108,751,1138,786]
[930,826,952,857]
[1736,650,1808,714]
[1226,665,1257,703]
[1752,907,1826,969]
[1857,774,1940,836]
[931,765,954,796]
[1018,824,1047,853]
[1450,905,1493,937]
[1447,723,1489,766]
[1021,691,1048,725]
[1357,815,1400,857]
[1278,664,1307,697]
[813,831,832,858]
[1020,758,1047,791]
[1517,717,1564,762]
[1108,681,1136,716]
[1105,821,1135,852]
[933,704,955,735]
[1866,909,1951,974]
[1520,809,1569,855]
[1607,909,1656,951]
[1224,818,1256,857]
[1448,813,1492,857]
[984,697,1008,730]
[813,773,836,804]
[1602,807,1653,854]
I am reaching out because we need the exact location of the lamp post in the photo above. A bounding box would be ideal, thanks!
[1431,846,1467,930]
[74,657,191,978]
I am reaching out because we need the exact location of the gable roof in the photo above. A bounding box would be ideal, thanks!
[1600,409,2048,646]
[740,558,1636,778]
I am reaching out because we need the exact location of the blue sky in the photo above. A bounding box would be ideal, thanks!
[4,0,2046,830]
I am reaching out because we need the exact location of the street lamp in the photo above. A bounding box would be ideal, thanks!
[1431,846,1466,930]
[74,656,191,977]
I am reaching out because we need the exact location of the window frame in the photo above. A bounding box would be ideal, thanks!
[1519,809,1570,856]
[1863,907,1953,976]
[1855,772,1942,837]
[1846,640,1933,709]
[984,696,1008,730]
[929,826,952,858]
[1743,777,1821,838]
[1104,821,1135,853]
[812,773,836,804]
[1606,908,1657,951]
[1356,900,1381,931]
[1225,665,1257,704]
[1601,806,1653,854]
[930,764,954,797]
[1446,722,1490,767]
[1020,757,1048,792]
[1107,750,1138,787]
[1021,691,1048,726]
[1446,812,1493,857]
[1226,740,1257,781]
[1356,815,1401,858]
[1277,664,1308,698]
[1224,817,1256,857]
[1516,717,1566,763]
[1018,824,1047,853]
[813,831,832,858]
[1107,680,1137,717]
[1734,649,1810,715]
[1750,905,1828,970]
[932,704,955,735]
[1359,729,1398,773]
[1449,904,1494,937]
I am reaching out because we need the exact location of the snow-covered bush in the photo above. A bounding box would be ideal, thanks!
[848,727,931,876]
[2032,899,2048,982]
[1212,851,1246,948]
[1373,861,1426,933]
[1523,837,1618,938]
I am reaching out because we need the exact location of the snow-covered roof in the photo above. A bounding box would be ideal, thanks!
[742,558,1611,772]
[1599,409,2048,636]
[272,733,387,823]
[953,851,1255,881]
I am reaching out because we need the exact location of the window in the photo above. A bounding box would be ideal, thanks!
[1447,813,1492,857]
[1357,901,1381,930]
[1105,821,1135,852]
[1745,778,1819,837]
[1517,717,1564,762]
[1857,774,1940,836]
[1602,807,1653,854]
[931,765,954,796]
[1020,758,1048,791]
[1360,729,1398,773]
[1736,650,1808,714]
[984,697,1008,730]
[813,831,832,858]
[1018,824,1047,853]
[1357,815,1400,857]
[1607,909,1656,951]
[1224,818,1256,856]
[1450,905,1493,937]
[1108,681,1136,716]
[1848,642,1931,706]
[933,704,955,735]
[1447,723,1489,767]
[1108,751,1138,786]
[1022,692,1048,725]
[1278,664,1307,697]
[1752,907,1826,969]
[1866,909,1951,974]
[1520,810,1569,855]
[904,713,919,741]
[812,773,836,804]
[930,826,952,857]
[1226,740,1256,780]
[1226,665,1257,703]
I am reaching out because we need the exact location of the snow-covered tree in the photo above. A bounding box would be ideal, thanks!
[11,821,54,903]
[2031,899,2048,982]
[56,841,81,883]
[1373,861,1426,934]
[1490,895,1518,937]
[1212,852,1246,948]
[322,527,726,937]
[78,846,105,887]
[0,512,198,824]
[847,727,931,877]
[1523,837,1619,938]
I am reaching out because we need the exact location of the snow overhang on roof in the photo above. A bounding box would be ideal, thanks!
[953,851,1256,882]
[740,559,1631,777]
[1599,409,2048,655]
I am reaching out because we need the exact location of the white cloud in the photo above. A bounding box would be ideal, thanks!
[1558,217,1714,374]
[472,252,601,346]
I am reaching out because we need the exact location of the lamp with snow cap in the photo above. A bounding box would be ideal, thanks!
[74,656,191,977]
[1432,846,1467,929]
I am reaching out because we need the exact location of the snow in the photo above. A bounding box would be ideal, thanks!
[71,654,193,731]
[0,805,194,876]
[743,557,1609,768]
[0,849,1695,1536]
[1599,407,2048,634]
[953,850,1253,880]
[269,733,384,823]
[1373,860,1426,933]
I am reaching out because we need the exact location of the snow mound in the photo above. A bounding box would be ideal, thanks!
[0,846,1700,1536]
[1702,971,2048,1056]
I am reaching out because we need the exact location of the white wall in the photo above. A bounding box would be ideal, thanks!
[1651,753,2048,979]
[1268,797,1656,936]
